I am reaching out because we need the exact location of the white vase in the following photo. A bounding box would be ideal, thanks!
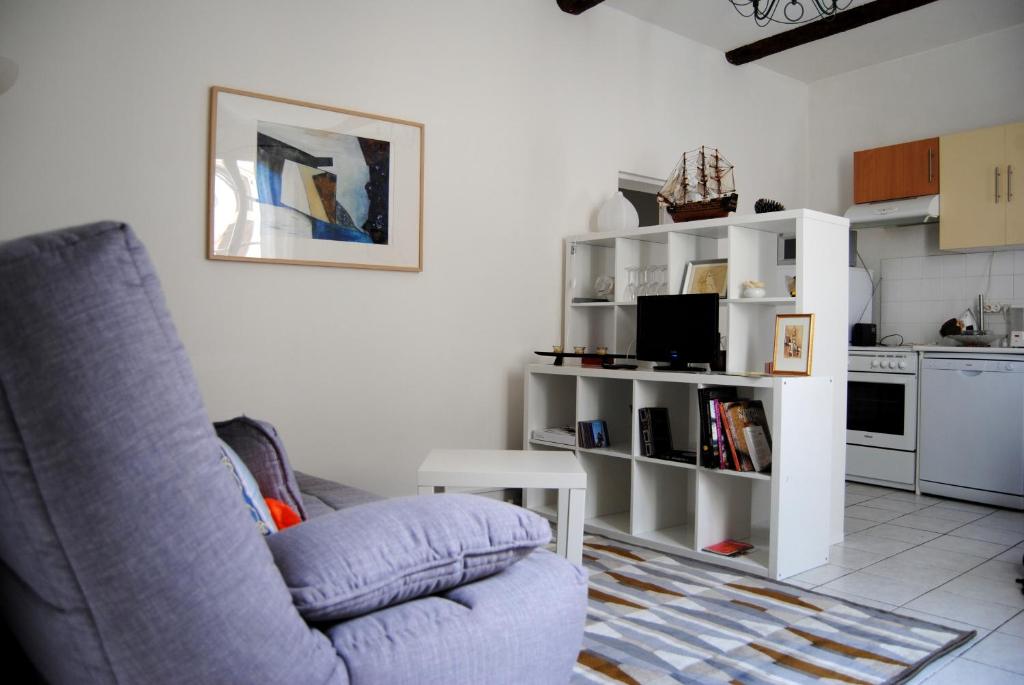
[597,192,640,232]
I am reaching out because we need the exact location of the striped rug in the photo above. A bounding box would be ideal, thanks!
[569,534,973,685]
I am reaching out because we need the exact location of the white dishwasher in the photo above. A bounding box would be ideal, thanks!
[919,355,1024,509]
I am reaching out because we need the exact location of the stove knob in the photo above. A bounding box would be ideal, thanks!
[1007,363,1015,371]
[870,359,880,368]
[886,360,895,369]
[898,361,907,370]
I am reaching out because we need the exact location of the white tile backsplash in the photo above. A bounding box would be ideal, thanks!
[880,249,1024,344]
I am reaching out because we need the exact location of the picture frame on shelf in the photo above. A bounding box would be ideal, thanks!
[207,86,424,271]
[680,258,728,298]
[771,313,815,376]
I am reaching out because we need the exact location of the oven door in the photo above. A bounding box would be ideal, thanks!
[847,372,917,451]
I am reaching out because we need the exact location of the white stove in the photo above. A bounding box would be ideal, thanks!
[846,346,918,491]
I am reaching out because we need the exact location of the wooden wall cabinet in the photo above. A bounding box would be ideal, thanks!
[939,122,1024,250]
[853,137,939,204]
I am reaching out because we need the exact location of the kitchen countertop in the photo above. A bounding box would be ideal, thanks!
[914,345,1024,354]
[849,344,1024,354]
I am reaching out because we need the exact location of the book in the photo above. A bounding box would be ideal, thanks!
[698,387,737,468]
[577,420,609,449]
[743,425,772,472]
[702,539,754,557]
[723,402,756,472]
[638,407,672,458]
[720,400,772,473]
[530,426,576,447]
[718,401,741,470]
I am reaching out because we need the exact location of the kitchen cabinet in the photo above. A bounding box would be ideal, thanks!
[853,138,939,204]
[940,122,1024,250]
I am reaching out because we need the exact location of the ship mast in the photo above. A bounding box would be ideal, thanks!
[698,146,707,200]
[712,148,721,197]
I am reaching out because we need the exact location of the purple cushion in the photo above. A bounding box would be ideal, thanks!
[267,494,551,622]
[214,416,307,520]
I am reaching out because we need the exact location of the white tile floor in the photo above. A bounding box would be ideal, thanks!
[788,483,1024,683]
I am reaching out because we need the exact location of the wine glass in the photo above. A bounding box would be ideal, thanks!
[637,266,650,297]
[624,266,639,302]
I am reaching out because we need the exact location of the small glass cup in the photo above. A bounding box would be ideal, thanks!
[573,345,586,354]
[552,344,563,353]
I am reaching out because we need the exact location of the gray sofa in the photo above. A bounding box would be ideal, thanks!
[0,222,587,684]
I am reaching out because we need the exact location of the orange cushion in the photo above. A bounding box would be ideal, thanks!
[265,498,302,531]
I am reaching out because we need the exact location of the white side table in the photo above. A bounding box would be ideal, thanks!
[417,449,587,565]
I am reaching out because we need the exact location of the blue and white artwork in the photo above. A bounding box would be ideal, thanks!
[255,121,390,244]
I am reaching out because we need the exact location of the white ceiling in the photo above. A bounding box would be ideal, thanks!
[604,0,1024,82]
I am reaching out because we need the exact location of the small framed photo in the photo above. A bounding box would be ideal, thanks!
[681,259,728,298]
[772,313,815,376]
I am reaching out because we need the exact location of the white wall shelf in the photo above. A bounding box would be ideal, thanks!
[524,363,834,580]
[560,209,849,544]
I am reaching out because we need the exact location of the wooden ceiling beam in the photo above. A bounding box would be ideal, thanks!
[725,0,941,65]
[557,0,606,15]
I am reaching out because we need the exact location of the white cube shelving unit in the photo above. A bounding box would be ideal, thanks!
[560,209,849,544]
[524,364,834,580]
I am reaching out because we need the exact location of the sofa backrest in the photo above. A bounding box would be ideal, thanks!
[0,223,345,684]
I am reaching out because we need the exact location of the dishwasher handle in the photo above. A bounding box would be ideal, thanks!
[923,358,1024,373]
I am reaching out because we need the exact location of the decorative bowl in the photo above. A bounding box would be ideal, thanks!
[943,333,1003,347]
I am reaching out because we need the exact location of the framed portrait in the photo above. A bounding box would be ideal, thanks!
[208,86,424,271]
[772,313,815,376]
[681,259,728,298]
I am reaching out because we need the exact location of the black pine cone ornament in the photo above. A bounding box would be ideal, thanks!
[754,198,785,214]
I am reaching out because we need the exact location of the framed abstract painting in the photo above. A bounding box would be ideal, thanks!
[207,86,424,271]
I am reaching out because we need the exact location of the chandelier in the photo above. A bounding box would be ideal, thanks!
[728,0,854,26]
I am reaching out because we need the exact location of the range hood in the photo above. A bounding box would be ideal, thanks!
[844,194,940,228]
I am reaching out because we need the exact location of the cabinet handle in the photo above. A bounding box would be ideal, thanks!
[996,166,1001,203]
[1010,165,1015,202]
[928,149,934,184]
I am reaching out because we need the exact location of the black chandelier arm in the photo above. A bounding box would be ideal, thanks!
[729,0,854,25]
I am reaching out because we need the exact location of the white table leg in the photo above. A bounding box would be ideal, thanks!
[557,487,585,565]
[418,485,445,495]
[556,488,569,558]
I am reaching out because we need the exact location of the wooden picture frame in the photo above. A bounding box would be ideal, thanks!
[207,86,424,271]
[772,313,815,376]
[680,258,728,298]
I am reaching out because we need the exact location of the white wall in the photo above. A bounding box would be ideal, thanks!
[0,0,808,496]
[808,24,1024,338]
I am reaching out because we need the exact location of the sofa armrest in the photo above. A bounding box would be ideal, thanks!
[267,494,551,622]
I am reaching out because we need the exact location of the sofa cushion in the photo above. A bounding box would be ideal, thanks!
[219,439,277,535]
[267,494,551,621]
[215,416,307,520]
[0,223,345,684]
[295,470,381,518]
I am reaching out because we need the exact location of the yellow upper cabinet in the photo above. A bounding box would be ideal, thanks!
[1005,122,1024,245]
[940,122,1024,250]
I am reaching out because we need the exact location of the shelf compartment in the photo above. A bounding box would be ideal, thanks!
[615,237,668,303]
[695,469,772,568]
[634,454,696,470]
[566,306,615,353]
[631,458,696,550]
[526,373,577,438]
[578,451,631,535]
[577,376,633,455]
[567,242,615,301]
[634,380,700,456]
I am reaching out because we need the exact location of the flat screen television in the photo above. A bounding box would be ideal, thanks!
[636,294,720,371]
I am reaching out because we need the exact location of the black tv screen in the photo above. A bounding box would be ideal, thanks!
[636,294,720,370]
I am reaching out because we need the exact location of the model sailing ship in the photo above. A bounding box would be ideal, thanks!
[657,146,738,222]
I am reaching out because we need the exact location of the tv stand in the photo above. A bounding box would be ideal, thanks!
[523,364,834,580]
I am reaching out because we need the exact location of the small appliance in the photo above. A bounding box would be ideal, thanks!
[851,323,877,347]
[1010,307,1024,348]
